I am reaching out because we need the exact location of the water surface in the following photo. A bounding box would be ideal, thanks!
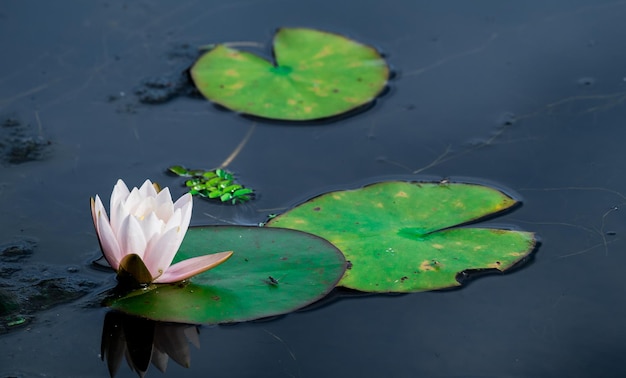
[1,1,626,377]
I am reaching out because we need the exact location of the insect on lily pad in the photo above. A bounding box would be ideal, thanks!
[190,27,390,121]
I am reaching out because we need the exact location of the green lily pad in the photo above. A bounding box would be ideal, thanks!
[107,226,346,324]
[190,27,389,121]
[266,181,536,293]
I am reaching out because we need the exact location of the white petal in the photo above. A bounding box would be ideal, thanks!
[154,187,174,221]
[124,187,143,215]
[173,193,192,233]
[110,201,128,239]
[173,192,192,210]
[110,180,130,226]
[139,179,158,197]
[133,196,156,219]
[162,208,183,236]
[154,251,233,283]
[117,215,148,259]
[142,224,185,278]
[141,212,164,244]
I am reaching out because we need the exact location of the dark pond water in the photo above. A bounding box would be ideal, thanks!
[2,1,626,377]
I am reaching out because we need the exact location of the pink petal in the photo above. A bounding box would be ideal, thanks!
[92,196,109,232]
[117,215,147,259]
[142,223,184,278]
[94,205,122,270]
[162,208,182,234]
[91,195,104,227]
[154,251,233,283]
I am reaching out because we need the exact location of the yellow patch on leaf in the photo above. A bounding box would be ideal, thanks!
[227,51,245,60]
[419,259,443,272]
[228,82,245,90]
[224,69,239,77]
[313,46,333,59]
[453,200,465,208]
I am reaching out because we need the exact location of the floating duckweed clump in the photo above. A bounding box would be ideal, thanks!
[169,165,254,204]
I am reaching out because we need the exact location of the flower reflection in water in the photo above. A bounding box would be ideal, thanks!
[101,311,200,377]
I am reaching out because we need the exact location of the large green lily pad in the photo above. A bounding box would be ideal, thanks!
[190,27,389,121]
[266,181,536,292]
[107,226,346,324]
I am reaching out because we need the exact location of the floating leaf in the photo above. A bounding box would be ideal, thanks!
[107,226,346,324]
[267,181,536,293]
[190,27,389,121]
[168,165,253,204]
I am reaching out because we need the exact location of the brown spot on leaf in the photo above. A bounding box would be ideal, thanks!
[419,259,442,271]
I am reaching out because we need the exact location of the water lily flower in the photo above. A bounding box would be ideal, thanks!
[91,179,232,284]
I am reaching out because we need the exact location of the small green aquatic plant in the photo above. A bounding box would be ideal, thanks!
[168,165,253,204]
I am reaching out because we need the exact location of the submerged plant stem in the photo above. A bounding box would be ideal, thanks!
[219,122,256,169]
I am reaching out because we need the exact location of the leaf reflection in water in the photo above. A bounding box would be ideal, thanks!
[101,311,200,377]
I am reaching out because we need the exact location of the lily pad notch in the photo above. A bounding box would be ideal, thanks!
[267,181,537,293]
[190,27,390,121]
